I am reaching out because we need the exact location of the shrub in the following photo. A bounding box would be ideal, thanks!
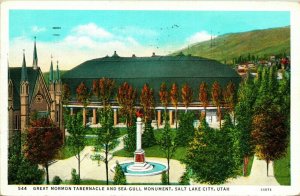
[175,112,195,146]
[71,169,80,185]
[52,176,62,185]
[179,170,190,185]
[161,171,168,185]
[113,162,126,185]
[142,121,156,148]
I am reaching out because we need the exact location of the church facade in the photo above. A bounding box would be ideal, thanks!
[8,39,63,145]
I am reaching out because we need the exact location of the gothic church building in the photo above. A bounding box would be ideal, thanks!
[8,38,63,145]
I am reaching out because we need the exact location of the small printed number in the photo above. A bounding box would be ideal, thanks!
[18,187,27,190]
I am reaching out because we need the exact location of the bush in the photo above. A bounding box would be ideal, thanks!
[124,125,136,152]
[113,162,126,185]
[175,112,195,146]
[179,170,190,185]
[142,121,156,148]
[161,171,168,185]
[52,176,62,185]
[71,169,80,185]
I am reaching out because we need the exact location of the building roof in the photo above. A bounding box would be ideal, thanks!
[62,54,241,101]
[9,67,39,110]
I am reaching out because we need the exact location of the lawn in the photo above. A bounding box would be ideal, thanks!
[113,145,187,161]
[274,144,290,185]
[61,179,179,185]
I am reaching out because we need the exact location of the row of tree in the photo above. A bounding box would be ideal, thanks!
[184,66,290,184]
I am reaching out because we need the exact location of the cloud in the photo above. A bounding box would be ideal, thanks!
[186,31,217,45]
[72,23,113,39]
[31,26,46,33]
[113,26,158,38]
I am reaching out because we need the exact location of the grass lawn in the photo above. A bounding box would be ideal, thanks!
[274,144,290,185]
[62,179,179,185]
[56,144,84,160]
[245,156,254,176]
[113,145,186,161]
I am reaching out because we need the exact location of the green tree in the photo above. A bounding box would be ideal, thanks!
[123,118,137,152]
[185,119,238,184]
[8,132,44,185]
[175,112,195,146]
[252,66,289,176]
[158,114,177,185]
[95,107,119,185]
[24,118,63,184]
[235,72,256,176]
[71,168,80,185]
[65,112,86,180]
[113,161,126,185]
[179,170,190,185]
[142,120,156,148]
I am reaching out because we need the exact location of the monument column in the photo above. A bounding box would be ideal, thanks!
[169,110,173,125]
[157,110,161,126]
[136,117,142,151]
[114,109,118,126]
[92,108,97,124]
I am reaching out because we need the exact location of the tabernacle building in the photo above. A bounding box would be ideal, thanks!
[62,51,240,127]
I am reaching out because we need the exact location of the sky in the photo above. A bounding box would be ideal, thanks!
[9,10,290,72]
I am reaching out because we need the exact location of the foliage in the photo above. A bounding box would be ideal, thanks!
[185,119,239,184]
[65,111,86,179]
[76,82,90,107]
[199,82,209,112]
[62,83,71,105]
[96,77,115,107]
[52,176,62,185]
[161,171,168,185]
[170,83,179,129]
[211,81,222,128]
[140,83,155,121]
[95,107,119,185]
[181,83,193,110]
[71,168,80,185]
[24,117,63,184]
[159,82,169,110]
[235,72,256,175]
[223,81,236,113]
[158,115,177,184]
[142,121,156,148]
[179,170,190,185]
[117,82,137,126]
[175,112,195,146]
[8,132,44,185]
[113,162,126,185]
[252,66,289,176]
[123,121,137,152]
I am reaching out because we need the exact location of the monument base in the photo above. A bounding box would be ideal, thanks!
[127,149,154,172]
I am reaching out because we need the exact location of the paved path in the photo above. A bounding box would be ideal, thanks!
[49,135,279,185]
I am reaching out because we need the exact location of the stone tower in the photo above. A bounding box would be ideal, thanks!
[20,51,29,131]
[49,56,56,123]
[55,61,63,131]
[32,36,38,70]
[8,59,14,145]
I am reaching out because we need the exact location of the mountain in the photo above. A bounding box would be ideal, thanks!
[172,26,290,64]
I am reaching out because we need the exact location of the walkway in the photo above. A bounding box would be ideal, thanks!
[49,135,279,185]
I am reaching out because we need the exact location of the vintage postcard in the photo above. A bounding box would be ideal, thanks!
[1,0,300,195]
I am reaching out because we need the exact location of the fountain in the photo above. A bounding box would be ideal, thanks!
[112,117,168,176]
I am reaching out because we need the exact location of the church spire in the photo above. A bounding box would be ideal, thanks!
[33,36,38,70]
[56,60,60,82]
[21,50,28,82]
[49,55,54,84]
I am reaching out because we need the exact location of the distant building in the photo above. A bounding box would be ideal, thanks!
[8,38,63,145]
[62,51,241,127]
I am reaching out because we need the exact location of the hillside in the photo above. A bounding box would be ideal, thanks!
[172,26,290,64]
[43,70,68,85]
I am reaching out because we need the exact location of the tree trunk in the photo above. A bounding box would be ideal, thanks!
[45,162,49,185]
[243,156,249,176]
[105,145,109,185]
